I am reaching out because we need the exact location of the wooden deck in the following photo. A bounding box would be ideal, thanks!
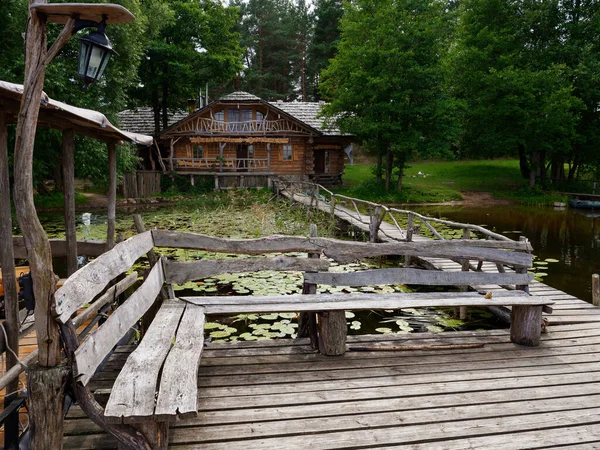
[64,324,600,449]
[59,188,600,448]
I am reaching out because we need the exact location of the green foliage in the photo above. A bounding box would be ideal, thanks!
[320,0,459,191]
[34,192,89,209]
[160,174,214,195]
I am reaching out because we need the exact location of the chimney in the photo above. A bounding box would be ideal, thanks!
[187,98,197,113]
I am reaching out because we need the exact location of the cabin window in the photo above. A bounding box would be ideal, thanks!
[193,145,203,159]
[248,145,254,159]
[256,111,264,122]
[240,109,252,122]
[283,145,293,161]
[228,109,240,122]
[214,110,224,121]
[325,151,330,173]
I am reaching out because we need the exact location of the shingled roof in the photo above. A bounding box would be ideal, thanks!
[269,100,341,136]
[118,107,187,136]
[219,91,261,102]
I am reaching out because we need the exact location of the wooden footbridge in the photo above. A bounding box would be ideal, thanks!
[3,183,600,448]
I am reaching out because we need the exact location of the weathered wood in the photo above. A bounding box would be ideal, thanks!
[317,311,346,356]
[12,236,106,259]
[60,321,153,450]
[458,228,470,320]
[510,305,543,346]
[74,261,164,385]
[369,205,384,243]
[105,299,184,423]
[298,224,319,348]
[593,274,600,307]
[71,272,138,328]
[118,422,168,450]
[107,141,117,249]
[62,128,77,276]
[27,364,69,450]
[348,343,485,352]
[304,269,533,287]
[0,108,20,446]
[55,231,154,323]
[152,230,533,266]
[165,256,330,284]
[155,303,205,421]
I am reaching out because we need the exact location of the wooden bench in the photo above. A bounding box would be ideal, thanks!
[54,228,552,449]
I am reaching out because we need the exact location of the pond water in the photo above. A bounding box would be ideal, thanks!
[411,204,600,304]
[21,197,598,341]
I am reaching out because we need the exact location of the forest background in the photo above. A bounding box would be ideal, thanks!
[1,0,599,195]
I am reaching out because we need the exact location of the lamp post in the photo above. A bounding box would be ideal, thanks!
[12,3,135,448]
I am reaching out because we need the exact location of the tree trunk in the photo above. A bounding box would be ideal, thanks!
[376,151,383,184]
[518,144,529,179]
[528,151,539,188]
[62,129,77,276]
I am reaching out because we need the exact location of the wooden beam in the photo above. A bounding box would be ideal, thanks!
[107,141,117,249]
[62,129,77,276]
[12,237,106,259]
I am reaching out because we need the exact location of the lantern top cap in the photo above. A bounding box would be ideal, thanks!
[30,3,135,25]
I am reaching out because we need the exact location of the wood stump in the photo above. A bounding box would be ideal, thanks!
[317,311,347,355]
[510,305,542,346]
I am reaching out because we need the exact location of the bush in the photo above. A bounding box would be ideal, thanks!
[160,174,214,195]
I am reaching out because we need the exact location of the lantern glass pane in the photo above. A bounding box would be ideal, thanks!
[97,52,111,80]
[86,45,105,80]
[78,41,91,78]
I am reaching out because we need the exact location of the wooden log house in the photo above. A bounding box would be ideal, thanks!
[119,92,354,189]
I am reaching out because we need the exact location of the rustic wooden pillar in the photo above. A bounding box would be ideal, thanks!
[62,129,77,276]
[0,109,20,448]
[317,311,346,355]
[510,305,542,346]
[404,212,414,267]
[219,142,225,172]
[27,364,70,450]
[107,141,117,249]
[298,224,319,348]
[169,138,175,173]
[593,274,599,306]
[369,205,384,243]
[267,143,271,171]
[118,422,168,450]
[459,228,470,320]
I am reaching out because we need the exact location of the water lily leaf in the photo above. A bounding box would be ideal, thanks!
[350,321,361,330]
[204,322,224,330]
[345,311,355,319]
[260,313,279,320]
[436,317,464,328]
[279,313,297,319]
[210,330,231,338]
[426,325,445,333]
[375,327,393,334]
[545,258,559,263]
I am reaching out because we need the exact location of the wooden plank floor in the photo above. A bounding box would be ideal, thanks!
[64,324,600,449]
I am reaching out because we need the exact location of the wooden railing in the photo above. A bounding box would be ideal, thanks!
[171,117,310,135]
[165,157,270,172]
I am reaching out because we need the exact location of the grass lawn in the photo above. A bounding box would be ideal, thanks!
[336,159,566,205]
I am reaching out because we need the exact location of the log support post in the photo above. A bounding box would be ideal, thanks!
[405,212,413,267]
[317,311,347,356]
[27,364,70,450]
[62,128,77,275]
[118,422,168,450]
[107,141,117,249]
[298,224,319,349]
[267,143,271,171]
[369,205,384,243]
[458,227,470,320]
[330,194,336,222]
[593,274,599,306]
[510,305,542,346]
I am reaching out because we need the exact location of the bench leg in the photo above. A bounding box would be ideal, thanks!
[317,311,347,355]
[510,305,543,347]
[118,422,169,450]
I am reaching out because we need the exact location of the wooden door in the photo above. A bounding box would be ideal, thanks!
[314,150,325,174]
[237,144,248,171]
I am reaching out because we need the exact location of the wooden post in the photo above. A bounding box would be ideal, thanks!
[0,109,20,448]
[317,311,347,356]
[459,228,470,320]
[404,212,414,267]
[27,364,70,450]
[267,143,271,171]
[593,274,600,306]
[107,141,117,249]
[62,129,77,276]
[510,305,543,346]
[298,224,319,349]
[369,205,383,243]
[169,138,175,173]
[315,184,320,210]
[219,142,225,172]
[330,194,336,222]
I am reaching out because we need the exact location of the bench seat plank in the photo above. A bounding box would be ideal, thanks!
[180,292,553,315]
[155,303,206,421]
[104,299,186,424]
[75,261,165,385]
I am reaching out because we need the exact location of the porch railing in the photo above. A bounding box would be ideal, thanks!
[163,157,270,172]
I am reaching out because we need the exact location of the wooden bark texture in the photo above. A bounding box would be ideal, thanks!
[304,269,533,287]
[298,223,319,347]
[55,231,154,323]
[510,305,543,347]
[12,237,106,259]
[318,311,347,356]
[74,261,164,385]
[0,109,19,396]
[155,304,206,421]
[107,141,117,249]
[118,422,168,450]
[62,128,77,276]
[105,299,184,423]
[165,256,330,284]
[153,230,532,265]
[13,4,62,368]
[27,364,69,450]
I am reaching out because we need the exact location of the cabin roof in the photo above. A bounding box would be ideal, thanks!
[118,107,188,137]
[119,91,350,138]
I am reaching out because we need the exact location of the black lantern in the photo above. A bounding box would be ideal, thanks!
[77,18,116,88]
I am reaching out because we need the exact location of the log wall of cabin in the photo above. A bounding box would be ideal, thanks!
[170,137,309,175]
